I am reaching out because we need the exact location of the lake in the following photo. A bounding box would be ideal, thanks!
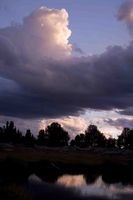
[28,174,133,200]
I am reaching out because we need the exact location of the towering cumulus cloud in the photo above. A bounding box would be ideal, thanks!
[1,5,133,119]
[0,7,72,60]
[118,1,133,35]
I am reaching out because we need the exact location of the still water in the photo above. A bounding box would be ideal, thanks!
[29,174,133,200]
[57,175,133,198]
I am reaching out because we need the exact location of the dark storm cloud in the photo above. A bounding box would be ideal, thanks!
[105,118,133,129]
[72,43,85,55]
[0,6,133,118]
[117,107,133,116]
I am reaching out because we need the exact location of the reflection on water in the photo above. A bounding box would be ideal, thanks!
[57,175,86,187]
[56,174,133,198]
[27,174,133,199]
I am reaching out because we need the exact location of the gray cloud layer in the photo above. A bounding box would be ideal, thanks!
[105,118,133,130]
[0,5,133,119]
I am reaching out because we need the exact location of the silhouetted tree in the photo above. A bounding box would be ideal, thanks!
[117,127,133,149]
[2,120,133,150]
[117,127,130,148]
[74,133,85,147]
[24,129,35,146]
[0,127,4,142]
[106,138,116,148]
[70,139,75,147]
[2,121,18,143]
[74,135,80,147]
[14,130,23,144]
[37,129,49,146]
[128,129,133,149]
[0,121,33,145]
[85,125,106,147]
[45,122,70,146]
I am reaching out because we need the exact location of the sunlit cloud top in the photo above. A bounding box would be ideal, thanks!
[118,1,133,35]
[1,6,72,60]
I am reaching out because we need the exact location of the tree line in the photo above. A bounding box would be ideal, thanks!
[0,121,133,149]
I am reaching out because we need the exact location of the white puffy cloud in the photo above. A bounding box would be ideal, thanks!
[0,6,72,60]
[39,116,88,138]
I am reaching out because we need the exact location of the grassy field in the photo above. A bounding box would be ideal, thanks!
[0,146,133,184]
[0,146,133,166]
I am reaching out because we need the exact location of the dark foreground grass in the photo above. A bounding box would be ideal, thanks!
[0,184,33,200]
[0,147,132,184]
[0,147,132,165]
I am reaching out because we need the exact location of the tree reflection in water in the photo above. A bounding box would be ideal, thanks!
[56,174,133,199]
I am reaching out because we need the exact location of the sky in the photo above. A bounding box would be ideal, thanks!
[0,0,130,54]
[0,0,133,138]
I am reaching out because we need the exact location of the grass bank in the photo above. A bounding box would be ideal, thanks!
[0,147,133,184]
